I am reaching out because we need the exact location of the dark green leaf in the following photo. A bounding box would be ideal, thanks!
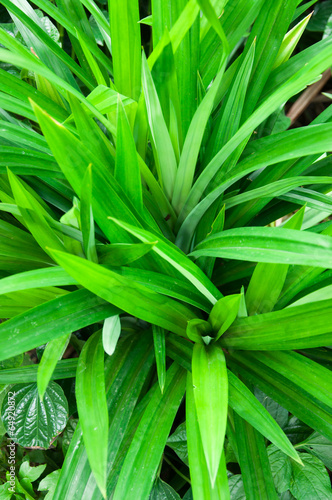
[290,453,332,499]
[149,478,181,500]
[1,382,68,448]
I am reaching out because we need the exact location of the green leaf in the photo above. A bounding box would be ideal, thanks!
[247,351,332,410]
[7,170,66,257]
[191,343,228,485]
[187,318,212,344]
[177,50,332,237]
[0,359,77,384]
[152,325,166,393]
[80,166,98,263]
[139,15,152,26]
[47,248,195,336]
[272,13,312,70]
[1,381,68,448]
[149,478,181,500]
[113,363,186,500]
[53,333,154,500]
[228,475,245,500]
[197,0,229,45]
[234,413,278,500]
[167,336,301,463]
[0,147,61,177]
[142,52,177,201]
[221,299,332,350]
[102,315,121,356]
[85,85,134,115]
[254,388,289,429]
[0,354,23,370]
[205,39,255,180]
[241,0,298,119]
[16,461,47,499]
[76,331,108,498]
[75,29,107,86]
[0,0,85,88]
[0,289,118,361]
[37,333,71,399]
[290,453,332,499]
[296,431,332,471]
[98,242,156,266]
[109,0,141,100]
[0,267,76,296]
[208,294,241,340]
[171,51,227,213]
[190,226,332,269]
[228,371,300,463]
[167,422,188,466]
[38,470,60,500]
[267,445,292,494]
[245,207,304,315]
[19,462,46,483]
[307,1,332,32]
[227,351,332,442]
[110,217,221,305]
[115,96,143,215]
[112,266,212,312]
[0,120,50,153]
[186,372,229,500]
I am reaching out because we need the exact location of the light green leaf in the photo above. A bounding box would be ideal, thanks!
[109,0,141,101]
[187,318,212,344]
[167,336,301,463]
[171,51,227,213]
[38,470,60,500]
[19,462,46,483]
[37,333,71,399]
[192,343,228,485]
[186,372,229,500]
[272,13,312,70]
[227,351,332,442]
[98,242,156,266]
[102,315,121,356]
[53,333,154,500]
[115,96,143,214]
[76,331,108,498]
[208,294,241,340]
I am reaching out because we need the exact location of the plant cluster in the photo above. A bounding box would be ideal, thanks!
[0,0,332,499]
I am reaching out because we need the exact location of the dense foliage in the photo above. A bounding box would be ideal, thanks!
[0,0,332,498]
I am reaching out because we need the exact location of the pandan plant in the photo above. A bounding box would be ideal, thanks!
[0,0,332,498]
